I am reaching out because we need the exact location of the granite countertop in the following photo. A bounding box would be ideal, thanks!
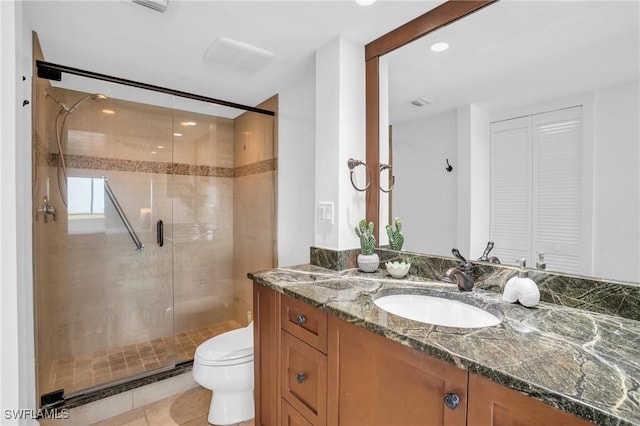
[249,265,640,426]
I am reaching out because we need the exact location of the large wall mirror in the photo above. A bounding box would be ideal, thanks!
[369,0,639,284]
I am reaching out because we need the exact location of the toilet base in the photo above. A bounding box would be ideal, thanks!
[208,390,254,426]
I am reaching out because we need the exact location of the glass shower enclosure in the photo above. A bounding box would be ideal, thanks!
[33,67,276,402]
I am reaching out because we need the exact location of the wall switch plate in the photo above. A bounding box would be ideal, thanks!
[318,202,334,225]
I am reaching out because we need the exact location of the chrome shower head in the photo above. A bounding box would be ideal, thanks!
[67,93,108,114]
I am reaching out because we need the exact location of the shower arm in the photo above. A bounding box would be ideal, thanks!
[102,177,144,252]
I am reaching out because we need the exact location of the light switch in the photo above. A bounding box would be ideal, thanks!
[318,202,334,225]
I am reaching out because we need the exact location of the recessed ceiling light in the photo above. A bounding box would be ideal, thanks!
[157,145,165,149]
[430,42,449,52]
[180,121,197,126]
[356,0,376,5]
[101,109,115,115]
[173,133,182,137]
[151,151,158,155]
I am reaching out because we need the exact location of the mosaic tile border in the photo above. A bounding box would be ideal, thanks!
[234,158,277,177]
[310,246,640,322]
[49,154,276,178]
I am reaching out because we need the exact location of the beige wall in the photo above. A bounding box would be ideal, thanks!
[232,95,278,326]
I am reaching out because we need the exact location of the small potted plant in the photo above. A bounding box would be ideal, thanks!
[385,217,404,251]
[355,219,379,272]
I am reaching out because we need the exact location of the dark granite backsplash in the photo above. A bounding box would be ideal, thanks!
[310,246,358,271]
[310,246,640,322]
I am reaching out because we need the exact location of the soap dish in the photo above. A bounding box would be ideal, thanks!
[385,261,411,278]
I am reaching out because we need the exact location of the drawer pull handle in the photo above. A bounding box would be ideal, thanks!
[444,393,460,409]
[296,373,307,384]
[295,315,306,326]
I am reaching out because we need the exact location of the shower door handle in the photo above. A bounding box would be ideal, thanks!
[157,220,164,247]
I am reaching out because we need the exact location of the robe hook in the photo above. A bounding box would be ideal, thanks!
[445,159,453,172]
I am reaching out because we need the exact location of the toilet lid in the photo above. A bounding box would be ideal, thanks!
[195,323,253,362]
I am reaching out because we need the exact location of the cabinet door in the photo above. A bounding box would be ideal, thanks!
[467,373,593,426]
[253,282,280,426]
[282,399,314,426]
[327,316,467,426]
[281,331,327,425]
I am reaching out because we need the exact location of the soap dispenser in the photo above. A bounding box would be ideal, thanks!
[501,259,540,308]
[536,252,546,270]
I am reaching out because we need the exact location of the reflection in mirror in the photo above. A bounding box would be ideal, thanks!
[380,1,639,283]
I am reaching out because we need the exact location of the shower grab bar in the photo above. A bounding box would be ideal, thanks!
[102,177,144,252]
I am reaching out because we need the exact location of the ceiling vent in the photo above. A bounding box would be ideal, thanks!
[203,37,275,73]
[411,97,434,107]
[132,0,168,13]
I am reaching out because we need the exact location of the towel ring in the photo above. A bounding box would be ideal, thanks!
[379,163,395,193]
[347,158,371,192]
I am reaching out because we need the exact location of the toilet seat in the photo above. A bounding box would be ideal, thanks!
[195,324,253,366]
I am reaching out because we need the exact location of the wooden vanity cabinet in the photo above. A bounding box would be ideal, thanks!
[467,374,594,426]
[253,283,594,426]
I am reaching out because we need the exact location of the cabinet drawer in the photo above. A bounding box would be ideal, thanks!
[281,331,327,426]
[281,294,327,353]
[281,398,313,426]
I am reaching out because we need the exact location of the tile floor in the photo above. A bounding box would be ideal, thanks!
[89,386,254,426]
[49,320,242,396]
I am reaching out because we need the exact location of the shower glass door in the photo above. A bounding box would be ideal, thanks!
[169,97,249,362]
[34,77,177,398]
[34,67,277,403]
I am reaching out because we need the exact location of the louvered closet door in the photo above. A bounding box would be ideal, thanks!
[532,107,583,274]
[490,117,532,264]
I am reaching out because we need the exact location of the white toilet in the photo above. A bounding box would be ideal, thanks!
[192,322,254,425]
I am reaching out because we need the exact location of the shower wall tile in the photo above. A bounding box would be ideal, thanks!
[37,87,277,392]
[233,172,276,243]
[231,95,277,325]
[233,110,275,167]
[173,115,234,168]
[233,239,275,325]
[172,174,234,241]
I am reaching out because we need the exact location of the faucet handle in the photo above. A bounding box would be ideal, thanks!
[451,248,468,265]
[477,241,494,261]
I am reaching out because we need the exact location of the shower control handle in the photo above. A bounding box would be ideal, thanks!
[37,196,57,224]
[295,315,306,326]
[157,220,164,247]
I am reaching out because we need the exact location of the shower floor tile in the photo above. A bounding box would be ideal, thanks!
[48,320,241,397]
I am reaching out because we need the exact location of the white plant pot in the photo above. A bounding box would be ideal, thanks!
[357,253,379,273]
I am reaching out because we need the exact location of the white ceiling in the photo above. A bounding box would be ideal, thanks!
[23,1,639,122]
[22,0,441,115]
[386,0,640,124]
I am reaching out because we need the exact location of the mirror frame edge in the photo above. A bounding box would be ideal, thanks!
[364,0,497,243]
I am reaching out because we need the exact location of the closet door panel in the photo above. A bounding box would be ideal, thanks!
[490,116,533,264]
[532,106,583,274]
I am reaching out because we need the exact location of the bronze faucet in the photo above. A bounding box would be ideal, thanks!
[442,248,474,291]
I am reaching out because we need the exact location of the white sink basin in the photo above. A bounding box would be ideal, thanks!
[374,294,501,328]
